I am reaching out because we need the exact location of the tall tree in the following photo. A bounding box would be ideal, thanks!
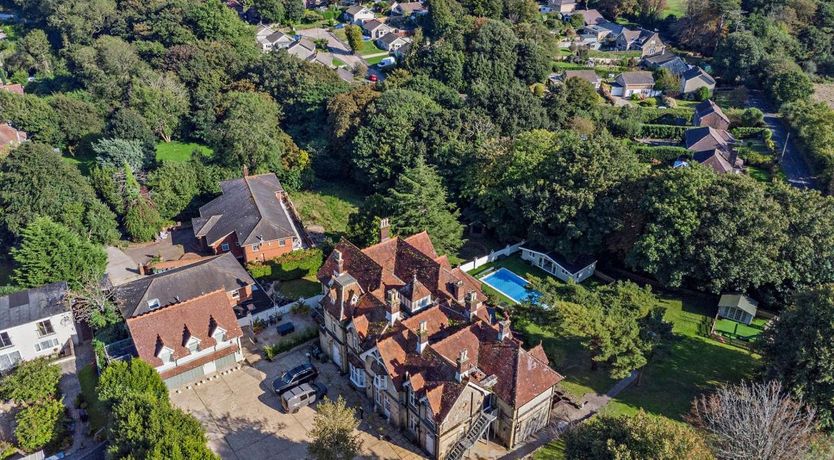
[93,138,153,171]
[214,91,288,172]
[129,72,190,143]
[0,358,61,405]
[762,285,834,430]
[345,25,363,54]
[308,397,362,460]
[11,217,108,289]
[15,398,64,453]
[689,381,817,460]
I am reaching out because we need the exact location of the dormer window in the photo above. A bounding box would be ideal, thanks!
[413,295,431,311]
[212,326,226,343]
[147,298,161,310]
[157,346,173,364]
[186,336,200,353]
[350,293,359,305]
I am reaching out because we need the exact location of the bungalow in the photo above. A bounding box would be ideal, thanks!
[391,1,427,16]
[642,51,688,76]
[363,19,394,40]
[0,283,78,373]
[562,70,602,89]
[718,294,758,325]
[258,30,294,52]
[571,9,604,26]
[615,28,665,57]
[549,0,576,13]
[344,5,374,24]
[113,254,263,387]
[0,123,27,155]
[286,38,318,61]
[519,246,596,283]
[610,71,659,98]
[377,32,412,52]
[685,127,742,174]
[193,172,305,264]
[680,66,715,95]
[693,99,730,130]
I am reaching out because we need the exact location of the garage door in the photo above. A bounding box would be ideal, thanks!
[164,365,206,389]
[214,352,238,371]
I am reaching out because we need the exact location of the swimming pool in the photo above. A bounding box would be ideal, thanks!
[480,268,541,304]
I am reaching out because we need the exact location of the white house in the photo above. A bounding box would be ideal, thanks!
[718,294,758,325]
[344,5,375,24]
[362,19,394,40]
[376,32,411,52]
[0,282,78,372]
[519,246,597,283]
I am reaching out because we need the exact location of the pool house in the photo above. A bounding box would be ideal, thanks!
[717,294,758,325]
[519,246,597,283]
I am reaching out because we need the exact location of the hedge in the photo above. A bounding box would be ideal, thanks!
[730,127,769,139]
[634,107,694,124]
[634,145,691,164]
[640,124,688,141]
[246,248,323,281]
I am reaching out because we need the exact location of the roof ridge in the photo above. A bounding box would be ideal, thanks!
[241,175,265,243]
[129,288,227,320]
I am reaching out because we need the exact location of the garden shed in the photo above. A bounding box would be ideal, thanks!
[717,294,758,325]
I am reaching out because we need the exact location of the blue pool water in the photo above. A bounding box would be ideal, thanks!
[480,268,541,304]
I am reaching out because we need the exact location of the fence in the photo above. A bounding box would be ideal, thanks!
[459,241,525,273]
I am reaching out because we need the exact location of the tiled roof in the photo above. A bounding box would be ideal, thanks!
[0,84,24,95]
[617,71,655,86]
[685,126,734,153]
[564,70,601,84]
[0,123,27,147]
[115,253,255,318]
[693,100,730,126]
[573,9,603,26]
[126,289,243,367]
[192,173,298,246]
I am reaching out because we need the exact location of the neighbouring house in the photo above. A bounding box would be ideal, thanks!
[0,283,78,373]
[685,127,742,174]
[610,71,659,97]
[305,0,328,7]
[0,83,24,95]
[113,254,266,386]
[579,20,623,46]
[561,70,602,89]
[363,19,394,40]
[391,1,427,16]
[258,30,294,52]
[572,8,604,26]
[286,37,318,61]
[316,221,564,459]
[193,172,305,264]
[549,0,576,13]
[693,99,731,130]
[717,294,758,325]
[344,5,374,24]
[377,32,412,52]
[642,51,688,76]
[518,247,596,283]
[0,123,27,155]
[615,28,665,57]
[680,66,716,95]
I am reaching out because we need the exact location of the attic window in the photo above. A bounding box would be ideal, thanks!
[157,346,173,364]
[414,295,431,310]
[212,326,226,342]
[186,336,201,353]
[147,298,161,310]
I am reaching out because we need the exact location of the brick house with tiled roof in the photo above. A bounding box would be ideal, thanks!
[316,221,563,459]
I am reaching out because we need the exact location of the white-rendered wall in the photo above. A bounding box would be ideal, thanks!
[0,311,77,362]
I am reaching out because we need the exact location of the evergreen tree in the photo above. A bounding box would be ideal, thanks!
[11,217,107,289]
[383,157,464,255]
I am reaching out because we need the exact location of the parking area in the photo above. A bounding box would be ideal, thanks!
[171,345,428,460]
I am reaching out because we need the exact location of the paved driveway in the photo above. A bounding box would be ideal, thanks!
[296,28,365,70]
[746,91,817,189]
[171,346,427,460]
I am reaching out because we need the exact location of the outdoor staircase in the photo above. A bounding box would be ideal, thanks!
[445,409,498,460]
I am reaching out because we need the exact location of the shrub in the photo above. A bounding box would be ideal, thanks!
[263,344,280,361]
[246,248,324,281]
[731,127,768,139]
[634,145,691,164]
[15,398,64,452]
[639,124,688,141]
[0,358,61,405]
[740,107,765,127]
[695,86,711,101]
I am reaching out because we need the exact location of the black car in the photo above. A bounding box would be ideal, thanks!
[272,363,318,395]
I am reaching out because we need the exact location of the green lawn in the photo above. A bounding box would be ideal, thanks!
[552,61,627,77]
[332,57,346,67]
[588,49,641,59]
[534,439,566,460]
[278,276,322,299]
[359,39,385,56]
[77,364,108,433]
[62,151,97,177]
[661,0,686,17]
[714,317,767,340]
[291,179,364,240]
[155,141,214,162]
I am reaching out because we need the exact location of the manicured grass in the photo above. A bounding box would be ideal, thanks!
[714,317,767,340]
[155,141,214,162]
[661,0,686,17]
[77,364,108,433]
[358,39,385,56]
[366,54,386,66]
[588,49,641,59]
[279,276,322,299]
[291,179,364,239]
[332,57,346,67]
[534,438,566,459]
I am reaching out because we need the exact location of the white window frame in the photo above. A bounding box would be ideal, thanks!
[0,351,22,371]
[350,364,366,388]
[158,346,173,364]
[221,243,230,252]
[231,290,241,300]
[186,336,200,353]
[34,337,59,352]
[212,327,226,343]
[36,320,55,337]
[279,239,286,247]
[0,332,11,349]
[253,242,262,252]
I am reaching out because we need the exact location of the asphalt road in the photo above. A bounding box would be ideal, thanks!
[746,92,817,189]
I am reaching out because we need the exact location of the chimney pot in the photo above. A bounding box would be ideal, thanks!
[242,165,249,177]
[379,218,391,242]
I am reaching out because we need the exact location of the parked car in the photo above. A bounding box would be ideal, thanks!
[272,362,318,395]
[280,382,328,413]
[368,74,378,82]
[377,57,396,68]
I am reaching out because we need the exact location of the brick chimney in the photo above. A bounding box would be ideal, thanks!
[455,348,474,382]
[379,218,391,242]
[415,320,428,353]
[242,164,249,177]
[498,318,511,341]
[449,280,464,303]
[385,288,400,326]
[333,249,344,276]
[464,291,479,321]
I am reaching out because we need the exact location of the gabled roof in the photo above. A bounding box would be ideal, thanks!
[114,253,255,318]
[572,9,604,26]
[718,294,759,316]
[617,71,655,87]
[564,70,601,85]
[693,99,730,126]
[682,66,715,85]
[378,32,408,47]
[685,126,734,152]
[693,149,740,174]
[362,19,389,32]
[393,1,426,14]
[192,173,298,247]
[0,282,68,331]
[345,5,370,15]
[126,289,243,367]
